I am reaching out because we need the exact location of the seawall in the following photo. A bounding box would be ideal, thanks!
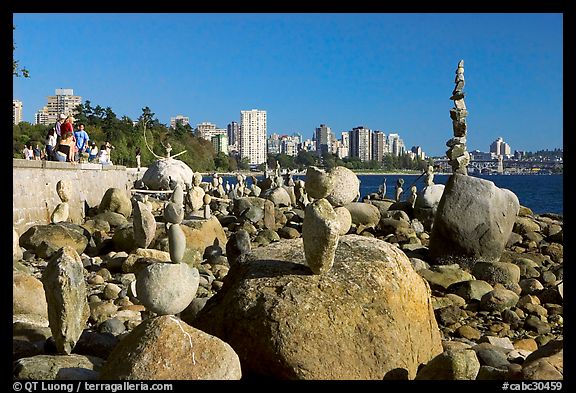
[13,159,133,235]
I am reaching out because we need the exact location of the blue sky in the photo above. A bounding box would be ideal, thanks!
[13,13,563,156]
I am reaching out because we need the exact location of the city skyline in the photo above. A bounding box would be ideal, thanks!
[13,13,563,156]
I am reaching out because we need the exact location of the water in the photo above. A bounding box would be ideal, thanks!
[216,173,563,216]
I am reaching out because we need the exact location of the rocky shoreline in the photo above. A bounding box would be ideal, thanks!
[13,165,562,380]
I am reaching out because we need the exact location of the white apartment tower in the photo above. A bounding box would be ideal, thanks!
[490,137,512,158]
[240,109,267,165]
[13,100,23,125]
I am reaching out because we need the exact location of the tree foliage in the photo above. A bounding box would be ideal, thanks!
[13,25,29,78]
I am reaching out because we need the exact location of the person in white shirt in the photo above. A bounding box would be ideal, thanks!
[98,144,112,165]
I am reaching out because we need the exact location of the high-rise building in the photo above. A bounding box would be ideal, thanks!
[35,88,82,126]
[196,122,226,141]
[372,131,387,162]
[227,121,239,146]
[170,115,190,129]
[240,109,267,165]
[314,124,332,156]
[13,100,23,125]
[349,126,372,162]
[411,146,426,160]
[267,133,281,155]
[387,133,405,156]
[211,134,229,155]
[490,137,511,157]
[34,107,49,126]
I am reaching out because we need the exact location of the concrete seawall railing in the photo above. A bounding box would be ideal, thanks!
[13,159,133,236]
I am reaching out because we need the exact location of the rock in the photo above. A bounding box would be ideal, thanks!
[13,271,48,318]
[122,248,171,273]
[344,202,381,231]
[99,315,241,380]
[261,186,292,207]
[429,174,519,267]
[132,201,156,249]
[226,229,251,265]
[521,340,563,380]
[302,199,340,274]
[91,211,129,228]
[51,202,70,224]
[19,223,89,259]
[513,216,541,235]
[179,216,228,257]
[13,228,23,260]
[142,158,194,190]
[277,226,300,239]
[472,261,521,285]
[479,288,519,312]
[326,166,360,207]
[418,264,475,290]
[13,354,104,380]
[333,206,352,235]
[193,235,443,380]
[136,262,199,315]
[447,280,494,302]
[42,247,90,354]
[415,349,480,380]
[414,184,445,230]
[473,343,510,368]
[168,223,186,263]
[304,166,334,199]
[98,187,132,218]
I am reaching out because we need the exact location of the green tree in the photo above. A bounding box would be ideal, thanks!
[13,25,29,78]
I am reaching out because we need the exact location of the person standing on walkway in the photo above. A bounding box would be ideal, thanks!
[45,128,57,160]
[55,113,66,143]
[73,123,90,162]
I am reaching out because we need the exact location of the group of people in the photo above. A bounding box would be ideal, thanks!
[26,114,115,165]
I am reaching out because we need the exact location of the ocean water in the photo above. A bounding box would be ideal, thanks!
[218,173,563,216]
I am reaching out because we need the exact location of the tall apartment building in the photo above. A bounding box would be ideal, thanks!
[227,121,239,147]
[240,109,267,165]
[212,134,229,155]
[35,88,82,126]
[34,108,50,126]
[410,146,426,160]
[490,137,511,158]
[170,115,190,129]
[267,133,281,155]
[387,133,405,156]
[372,131,387,162]
[349,126,373,162]
[314,124,332,156]
[13,100,23,125]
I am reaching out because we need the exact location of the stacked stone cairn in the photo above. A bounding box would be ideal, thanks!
[50,180,71,224]
[302,166,360,274]
[429,60,520,267]
[447,59,471,175]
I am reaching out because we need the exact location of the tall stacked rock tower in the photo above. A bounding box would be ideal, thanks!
[447,60,470,175]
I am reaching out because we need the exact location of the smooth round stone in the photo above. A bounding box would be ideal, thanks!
[168,224,186,263]
[164,202,184,224]
[136,263,199,315]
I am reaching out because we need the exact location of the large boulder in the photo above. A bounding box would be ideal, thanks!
[13,271,48,318]
[326,166,360,207]
[19,223,89,259]
[98,188,132,218]
[429,174,519,267]
[99,315,241,380]
[192,235,443,380]
[142,158,194,190]
[414,184,445,231]
[344,202,381,231]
